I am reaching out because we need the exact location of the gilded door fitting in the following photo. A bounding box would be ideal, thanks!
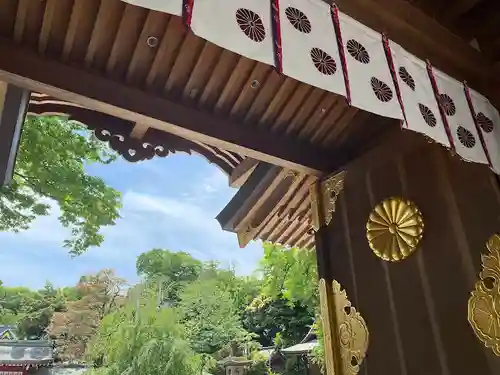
[319,279,369,375]
[366,197,424,262]
[468,234,500,356]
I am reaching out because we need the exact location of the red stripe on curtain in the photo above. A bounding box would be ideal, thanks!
[271,0,283,74]
[330,4,351,105]
[464,83,493,168]
[426,61,456,151]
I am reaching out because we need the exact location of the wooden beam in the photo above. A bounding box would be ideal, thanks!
[333,0,500,105]
[228,158,259,188]
[0,40,334,176]
[443,0,482,23]
[216,163,281,232]
[0,82,30,187]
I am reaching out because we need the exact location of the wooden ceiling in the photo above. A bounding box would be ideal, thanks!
[406,0,500,63]
[0,0,394,177]
[1,0,498,249]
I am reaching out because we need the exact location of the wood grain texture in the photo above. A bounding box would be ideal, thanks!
[315,131,500,374]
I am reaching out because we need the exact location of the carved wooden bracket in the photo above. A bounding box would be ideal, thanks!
[27,94,242,174]
[310,171,346,231]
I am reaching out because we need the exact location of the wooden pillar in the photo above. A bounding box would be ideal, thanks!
[0,81,29,187]
[310,172,369,375]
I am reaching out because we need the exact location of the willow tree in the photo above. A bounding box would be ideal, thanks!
[0,116,121,254]
[87,291,202,375]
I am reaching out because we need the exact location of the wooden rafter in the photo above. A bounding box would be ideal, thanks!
[0,39,336,176]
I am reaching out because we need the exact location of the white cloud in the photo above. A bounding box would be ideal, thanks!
[0,158,263,288]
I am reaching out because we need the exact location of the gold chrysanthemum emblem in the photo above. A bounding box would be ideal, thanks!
[366,197,424,262]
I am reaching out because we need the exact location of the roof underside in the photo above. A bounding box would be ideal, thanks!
[0,0,498,248]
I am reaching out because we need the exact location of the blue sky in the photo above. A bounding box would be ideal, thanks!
[0,154,263,289]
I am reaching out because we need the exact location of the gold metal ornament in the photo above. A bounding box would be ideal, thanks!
[468,234,500,356]
[366,197,424,262]
[310,171,346,232]
[319,279,369,375]
[333,280,369,374]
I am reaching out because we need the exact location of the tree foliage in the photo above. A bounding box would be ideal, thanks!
[48,270,126,361]
[136,249,203,302]
[0,116,122,255]
[87,290,202,375]
[259,243,318,314]
[243,296,313,348]
[0,244,322,372]
[178,276,255,355]
[0,281,79,339]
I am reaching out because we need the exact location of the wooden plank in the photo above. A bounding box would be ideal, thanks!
[443,0,482,23]
[0,40,335,175]
[216,163,279,231]
[0,83,30,187]
[229,158,259,188]
[333,0,500,105]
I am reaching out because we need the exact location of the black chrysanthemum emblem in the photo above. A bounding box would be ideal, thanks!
[285,7,311,34]
[477,112,494,133]
[419,103,436,127]
[457,125,476,148]
[439,93,456,116]
[371,77,393,102]
[236,8,266,42]
[399,67,415,91]
[310,48,337,75]
[346,39,370,64]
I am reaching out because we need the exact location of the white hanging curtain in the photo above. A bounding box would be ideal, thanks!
[120,0,182,15]
[430,68,488,164]
[388,43,450,147]
[466,87,500,172]
[190,0,275,66]
[278,0,346,97]
[337,13,402,120]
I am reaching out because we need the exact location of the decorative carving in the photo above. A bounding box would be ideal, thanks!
[468,234,500,356]
[310,171,346,231]
[333,280,369,375]
[319,279,369,375]
[366,197,424,262]
[27,94,240,174]
[92,127,167,162]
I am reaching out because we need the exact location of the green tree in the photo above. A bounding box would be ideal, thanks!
[16,282,68,339]
[48,269,126,361]
[87,289,202,375]
[0,116,121,255]
[259,243,319,313]
[136,249,202,302]
[243,296,313,348]
[0,280,81,339]
[178,276,255,355]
